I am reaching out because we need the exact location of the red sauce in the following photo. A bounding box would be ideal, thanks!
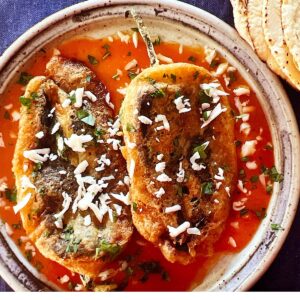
[0,35,275,291]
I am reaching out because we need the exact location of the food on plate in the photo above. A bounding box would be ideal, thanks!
[12,55,133,277]
[121,63,237,264]
[0,16,281,290]
[231,0,300,90]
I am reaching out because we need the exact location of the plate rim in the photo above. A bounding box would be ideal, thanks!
[0,0,299,292]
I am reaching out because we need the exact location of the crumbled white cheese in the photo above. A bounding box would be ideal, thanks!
[165,204,181,214]
[246,161,258,170]
[240,122,251,136]
[64,134,93,152]
[62,98,71,108]
[105,93,114,110]
[214,167,224,181]
[228,236,237,248]
[83,215,91,226]
[117,87,127,96]
[74,87,84,108]
[23,148,50,163]
[74,160,89,175]
[154,187,165,198]
[237,180,248,194]
[113,203,122,216]
[132,31,138,48]
[107,138,121,150]
[174,96,191,113]
[59,170,67,175]
[168,221,190,238]
[13,193,32,214]
[156,173,172,182]
[155,162,166,173]
[85,91,97,102]
[138,115,152,125]
[54,192,72,221]
[155,114,170,131]
[117,31,130,43]
[35,131,44,139]
[233,86,250,96]
[0,133,5,148]
[157,153,164,161]
[190,152,206,171]
[187,227,201,235]
[204,47,217,65]
[201,103,227,128]
[124,59,138,70]
[20,175,36,190]
[111,192,130,205]
[214,62,228,76]
[11,111,20,122]
[59,275,70,284]
[129,159,135,179]
[241,140,257,157]
[176,162,185,183]
[49,153,58,161]
[96,154,111,172]
[157,53,174,64]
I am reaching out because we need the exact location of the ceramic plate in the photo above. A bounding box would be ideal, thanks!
[0,0,299,291]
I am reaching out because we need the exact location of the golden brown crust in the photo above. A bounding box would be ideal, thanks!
[12,57,133,277]
[121,63,237,264]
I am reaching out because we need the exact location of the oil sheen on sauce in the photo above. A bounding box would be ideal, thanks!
[0,35,276,291]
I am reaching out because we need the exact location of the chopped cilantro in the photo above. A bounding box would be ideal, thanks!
[30,92,38,100]
[201,182,214,195]
[86,75,92,83]
[132,202,137,212]
[188,56,196,63]
[5,188,17,202]
[210,59,219,67]
[193,71,200,80]
[234,140,242,147]
[4,111,10,120]
[250,175,259,183]
[76,109,89,120]
[102,44,111,60]
[193,142,209,159]
[99,240,121,259]
[255,208,267,220]
[266,184,273,195]
[150,89,165,98]
[153,36,161,46]
[241,156,249,162]
[112,73,120,80]
[269,166,283,183]
[128,71,137,80]
[271,223,284,231]
[228,71,237,85]
[126,123,136,132]
[198,90,212,103]
[19,96,31,108]
[94,128,106,137]
[203,111,210,121]
[69,94,76,104]
[17,72,33,86]
[88,55,99,65]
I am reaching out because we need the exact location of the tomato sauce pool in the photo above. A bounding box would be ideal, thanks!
[0,35,276,291]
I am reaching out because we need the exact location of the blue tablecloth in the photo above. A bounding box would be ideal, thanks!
[0,0,299,292]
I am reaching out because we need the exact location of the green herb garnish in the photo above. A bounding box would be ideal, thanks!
[150,89,165,98]
[188,56,196,63]
[132,202,137,212]
[76,109,89,120]
[250,175,259,183]
[128,71,137,80]
[201,182,214,195]
[5,188,17,202]
[19,96,31,108]
[193,142,209,159]
[126,123,136,132]
[88,55,99,65]
[271,223,284,231]
[153,36,161,46]
[102,44,111,60]
[198,90,212,103]
[17,72,33,86]
[99,240,121,259]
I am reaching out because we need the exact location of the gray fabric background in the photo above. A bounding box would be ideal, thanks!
[0,0,299,292]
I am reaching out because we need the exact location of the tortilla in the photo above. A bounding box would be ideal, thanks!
[263,0,300,89]
[282,0,300,72]
[231,0,254,48]
[247,0,286,79]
